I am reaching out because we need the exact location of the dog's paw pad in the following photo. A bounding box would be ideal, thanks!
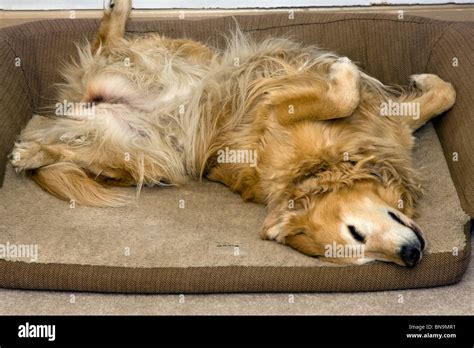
[410,74,455,100]
[409,74,443,91]
[410,74,428,89]
[104,0,114,12]
[104,0,131,14]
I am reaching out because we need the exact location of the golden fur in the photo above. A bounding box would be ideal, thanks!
[9,0,456,267]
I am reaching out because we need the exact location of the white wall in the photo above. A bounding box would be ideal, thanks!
[0,0,472,10]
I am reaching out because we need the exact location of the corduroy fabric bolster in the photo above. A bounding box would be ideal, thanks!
[0,33,33,186]
[428,22,474,217]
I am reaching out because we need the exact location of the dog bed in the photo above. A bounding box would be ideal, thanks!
[0,13,472,293]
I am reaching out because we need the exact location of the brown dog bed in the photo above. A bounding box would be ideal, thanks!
[0,13,472,293]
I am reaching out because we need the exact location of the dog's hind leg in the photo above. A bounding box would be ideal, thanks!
[398,74,456,131]
[260,57,361,125]
[92,0,132,54]
[8,115,131,207]
[9,141,129,207]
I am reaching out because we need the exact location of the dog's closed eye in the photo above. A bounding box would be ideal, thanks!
[388,211,407,227]
[292,228,307,236]
[348,225,365,243]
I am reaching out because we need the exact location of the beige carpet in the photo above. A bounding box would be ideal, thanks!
[0,239,471,315]
[0,124,469,270]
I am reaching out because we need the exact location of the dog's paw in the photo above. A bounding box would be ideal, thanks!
[336,56,352,64]
[410,74,437,91]
[327,57,360,116]
[8,140,45,171]
[260,220,288,243]
[329,57,359,81]
[410,74,456,109]
[410,74,450,92]
[104,0,132,15]
[104,0,114,13]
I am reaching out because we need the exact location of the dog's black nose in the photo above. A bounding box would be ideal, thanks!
[400,245,421,268]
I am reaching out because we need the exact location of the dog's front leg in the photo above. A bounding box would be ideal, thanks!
[260,57,361,125]
[402,74,456,131]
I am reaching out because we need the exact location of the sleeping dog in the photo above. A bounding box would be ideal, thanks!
[9,0,456,267]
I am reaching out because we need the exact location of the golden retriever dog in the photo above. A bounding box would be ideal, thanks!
[9,0,456,267]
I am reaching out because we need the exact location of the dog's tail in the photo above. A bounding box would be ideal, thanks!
[31,163,128,207]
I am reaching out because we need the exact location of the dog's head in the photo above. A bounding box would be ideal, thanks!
[261,180,425,267]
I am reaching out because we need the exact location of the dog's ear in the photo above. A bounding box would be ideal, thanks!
[32,162,129,207]
[290,189,312,211]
